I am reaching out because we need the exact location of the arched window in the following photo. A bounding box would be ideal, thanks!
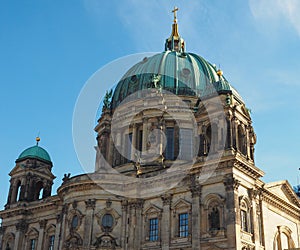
[15,180,21,202]
[165,127,175,160]
[34,181,44,200]
[26,228,39,250]
[208,207,220,231]
[203,193,224,235]
[240,198,251,233]
[205,123,218,153]
[238,125,247,156]
[273,226,295,250]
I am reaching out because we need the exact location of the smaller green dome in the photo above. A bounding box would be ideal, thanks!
[17,145,51,163]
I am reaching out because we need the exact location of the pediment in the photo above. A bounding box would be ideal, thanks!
[265,181,300,207]
[143,204,162,215]
[172,198,191,210]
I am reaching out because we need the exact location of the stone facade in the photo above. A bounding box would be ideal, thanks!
[1,13,300,250]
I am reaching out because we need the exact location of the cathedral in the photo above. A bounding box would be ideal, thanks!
[1,9,300,250]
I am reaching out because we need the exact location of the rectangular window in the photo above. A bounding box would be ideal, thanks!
[48,235,55,250]
[30,239,36,250]
[125,133,132,163]
[138,130,143,152]
[241,210,248,232]
[178,213,189,237]
[165,128,174,160]
[149,218,159,241]
[179,128,193,160]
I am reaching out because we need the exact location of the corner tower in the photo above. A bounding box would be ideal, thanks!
[5,138,55,209]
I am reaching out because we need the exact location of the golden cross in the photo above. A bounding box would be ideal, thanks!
[172,6,179,23]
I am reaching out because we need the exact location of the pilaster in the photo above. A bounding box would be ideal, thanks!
[190,177,201,250]
[83,199,96,248]
[161,194,172,250]
[223,174,240,250]
[37,219,47,250]
[15,220,28,250]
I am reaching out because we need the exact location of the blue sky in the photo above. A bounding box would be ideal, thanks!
[1,0,300,208]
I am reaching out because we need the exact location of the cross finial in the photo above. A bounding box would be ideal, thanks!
[172,6,179,23]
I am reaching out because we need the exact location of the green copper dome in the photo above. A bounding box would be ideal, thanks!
[17,145,51,163]
[111,51,241,109]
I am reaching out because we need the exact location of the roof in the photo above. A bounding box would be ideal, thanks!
[111,51,242,109]
[16,145,51,163]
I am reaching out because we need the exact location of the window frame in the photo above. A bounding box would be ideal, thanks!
[178,212,189,237]
[149,217,159,241]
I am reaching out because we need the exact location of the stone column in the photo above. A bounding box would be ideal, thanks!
[53,213,63,250]
[15,220,27,250]
[249,189,260,249]
[127,201,134,250]
[6,182,13,205]
[131,125,137,161]
[232,118,238,150]
[120,200,128,249]
[134,200,143,250]
[161,194,172,250]
[142,118,148,152]
[190,180,201,250]
[10,179,18,203]
[223,174,240,250]
[0,226,5,250]
[37,219,47,250]
[226,116,233,149]
[58,204,68,250]
[83,199,96,248]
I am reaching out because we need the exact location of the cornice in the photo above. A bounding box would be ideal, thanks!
[262,188,300,220]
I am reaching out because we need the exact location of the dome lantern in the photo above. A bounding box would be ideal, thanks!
[165,7,185,53]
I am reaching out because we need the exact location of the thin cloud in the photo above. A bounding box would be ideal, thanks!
[249,0,300,37]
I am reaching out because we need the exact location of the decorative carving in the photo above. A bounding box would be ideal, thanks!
[121,199,128,211]
[223,174,240,191]
[39,219,47,229]
[85,199,96,209]
[103,89,113,109]
[62,173,71,183]
[16,220,28,232]
[94,234,118,249]
[189,174,202,197]
[72,200,77,209]
[161,194,173,206]
[106,199,112,208]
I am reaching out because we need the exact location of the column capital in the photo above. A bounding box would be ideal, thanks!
[161,194,173,206]
[189,174,202,197]
[39,219,47,229]
[16,219,28,232]
[85,199,96,209]
[121,199,128,211]
[223,174,240,191]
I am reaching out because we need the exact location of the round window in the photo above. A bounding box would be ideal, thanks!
[71,215,79,228]
[101,214,114,229]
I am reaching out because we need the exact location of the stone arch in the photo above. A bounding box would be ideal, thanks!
[273,226,296,250]
[239,195,252,233]
[45,224,56,250]
[25,227,39,250]
[67,208,84,232]
[203,193,225,234]
[64,232,83,250]
[2,232,15,250]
